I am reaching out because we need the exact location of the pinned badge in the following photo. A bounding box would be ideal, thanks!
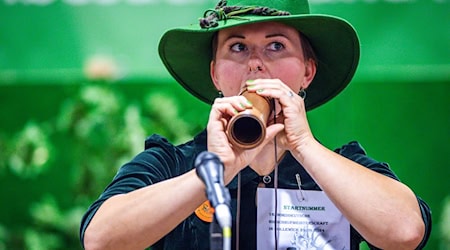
[195,200,215,223]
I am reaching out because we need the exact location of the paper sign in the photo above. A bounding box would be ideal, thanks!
[257,188,350,250]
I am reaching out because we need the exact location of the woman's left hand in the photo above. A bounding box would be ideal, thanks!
[246,79,314,153]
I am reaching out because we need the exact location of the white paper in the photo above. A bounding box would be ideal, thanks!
[257,188,350,250]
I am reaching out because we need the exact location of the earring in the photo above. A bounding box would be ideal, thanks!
[218,91,223,98]
[299,89,306,100]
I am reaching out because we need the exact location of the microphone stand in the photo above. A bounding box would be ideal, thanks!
[195,151,232,250]
[211,204,232,250]
[210,211,232,250]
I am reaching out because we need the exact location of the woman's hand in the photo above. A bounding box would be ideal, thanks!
[246,79,314,154]
[206,95,283,183]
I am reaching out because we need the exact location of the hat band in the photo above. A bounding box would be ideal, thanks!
[199,0,291,29]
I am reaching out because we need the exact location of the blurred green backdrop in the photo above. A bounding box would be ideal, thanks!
[0,0,449,249]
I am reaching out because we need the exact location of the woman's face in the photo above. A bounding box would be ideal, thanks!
[210,21,315,96]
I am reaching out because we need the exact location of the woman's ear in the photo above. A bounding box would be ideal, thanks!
[302,58,317,89]
[210,60,221,90]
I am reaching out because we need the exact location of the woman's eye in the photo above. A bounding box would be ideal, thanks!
[268,42,284,51]
[230,43,246,52]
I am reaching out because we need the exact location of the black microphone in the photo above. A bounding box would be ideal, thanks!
[195,151,232,230]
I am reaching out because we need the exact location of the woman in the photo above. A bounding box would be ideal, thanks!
[80,0,431,249]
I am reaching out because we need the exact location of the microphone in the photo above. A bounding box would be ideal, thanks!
[195,151,232,230]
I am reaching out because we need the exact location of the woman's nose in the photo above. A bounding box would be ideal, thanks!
[248,52,265,73]
[250,66,262,73]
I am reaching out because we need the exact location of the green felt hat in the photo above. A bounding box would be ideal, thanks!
[158,0,360,110]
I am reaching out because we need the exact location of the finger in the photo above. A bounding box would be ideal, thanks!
[213,96,253,115]
[246,79,295,100]
[214,95,253,108]
[266,123,285,140]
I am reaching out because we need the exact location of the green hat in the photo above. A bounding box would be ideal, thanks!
[158,0,360,110]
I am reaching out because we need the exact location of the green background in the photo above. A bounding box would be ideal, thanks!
[0,0,449,249]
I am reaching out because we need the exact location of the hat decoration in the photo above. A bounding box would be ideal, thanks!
[199,0,290,29]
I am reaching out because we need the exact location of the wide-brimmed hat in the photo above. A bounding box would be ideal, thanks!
[158,0,360,110]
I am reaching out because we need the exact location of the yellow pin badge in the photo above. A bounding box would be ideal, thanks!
[195,200,215,223]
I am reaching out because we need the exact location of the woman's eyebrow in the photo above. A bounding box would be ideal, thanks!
[222,32,290,42]
[266,33,289,39]
[221,35,244,44]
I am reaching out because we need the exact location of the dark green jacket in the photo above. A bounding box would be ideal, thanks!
[80,130,431,249]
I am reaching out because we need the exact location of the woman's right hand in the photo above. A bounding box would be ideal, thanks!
[206,95,283,184]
